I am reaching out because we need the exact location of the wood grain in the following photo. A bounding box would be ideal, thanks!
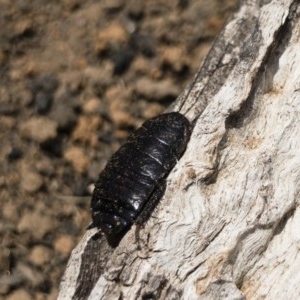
[59,1,300,299]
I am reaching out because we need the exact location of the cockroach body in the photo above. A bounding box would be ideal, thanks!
[89,112,190,244]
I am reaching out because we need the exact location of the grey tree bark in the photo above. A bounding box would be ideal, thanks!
[59,1,300,299]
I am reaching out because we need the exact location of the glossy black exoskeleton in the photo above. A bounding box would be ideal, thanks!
[89,112,190,245]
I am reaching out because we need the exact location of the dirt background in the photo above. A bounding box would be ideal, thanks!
[0,0,237,299]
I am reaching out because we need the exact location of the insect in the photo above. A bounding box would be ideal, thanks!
[89,112,191,245]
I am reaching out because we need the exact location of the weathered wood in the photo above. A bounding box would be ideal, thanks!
[59,1,300,299]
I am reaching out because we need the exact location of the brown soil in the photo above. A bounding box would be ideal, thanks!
[0,0,237,299]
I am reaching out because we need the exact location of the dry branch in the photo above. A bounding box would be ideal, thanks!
[59,1,300,299]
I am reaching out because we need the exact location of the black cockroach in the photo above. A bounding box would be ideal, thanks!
[89,112,191,245]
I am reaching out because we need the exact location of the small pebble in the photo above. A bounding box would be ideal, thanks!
[135,77,180,102]
[141,102,164,119]
[95,23,128,55]
[17,211,54,239]
[59,71,83,94]
[6,289,32,300]
[50,102,77,132]
[29,246,52,267]
[72,115,102,146]
[19,88,33,107]
[82,98,101,114]
[35,158,55,176]
[32,75,59,94]
[54,234,74,255]
[64,146,89,173]
[0,116,16,129]
[35,91,53,114]
[3,201,19,222]
[83,65,113,89]
[109,110,135,128]
[13,19,35,38]
[161,46,188,72]
[21,170,43,193]
[19,117,58,143]
[16,263,44,287]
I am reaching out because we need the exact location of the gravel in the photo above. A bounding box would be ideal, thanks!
[0,0,237,298]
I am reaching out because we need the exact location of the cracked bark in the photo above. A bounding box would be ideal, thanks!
[59,1,300,299]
